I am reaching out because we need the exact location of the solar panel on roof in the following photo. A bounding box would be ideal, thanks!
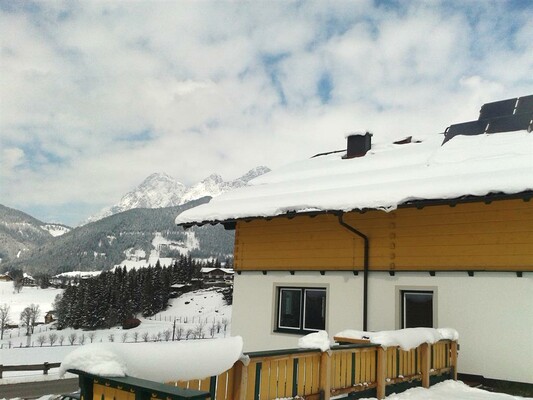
[479,98,517,119]
[443,95,533,144]
[486,114,533,133]
[515,95,533,114]
[442,120,487,143]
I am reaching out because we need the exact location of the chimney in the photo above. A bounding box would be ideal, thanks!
[345,132,372,159]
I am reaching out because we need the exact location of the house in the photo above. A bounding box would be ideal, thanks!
[0,273,12,282]
[21,273,36,286]
[44,310,56,324]
[175,95,533,385]
[200,267,234,282]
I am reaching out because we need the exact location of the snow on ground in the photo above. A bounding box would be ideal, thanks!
[356,380,530,400]
[0,282,61,326]
[0,287,231,384]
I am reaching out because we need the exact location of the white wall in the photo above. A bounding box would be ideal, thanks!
[232,271,533,383]
[232,271,363,351]
[367,272,533,383]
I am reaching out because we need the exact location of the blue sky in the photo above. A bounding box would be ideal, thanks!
[1,0,532,226]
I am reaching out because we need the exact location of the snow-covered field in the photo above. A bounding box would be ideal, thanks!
[0,281,231,384]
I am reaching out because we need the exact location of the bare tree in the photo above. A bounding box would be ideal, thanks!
[175,325,183,341]
[141,332,150,342]
[222,318,229,333]
[185,329,193,339]
[108,333,115,342]
[79,333,86,345]
[20,304,40,335]
[0,304,11,340]
[68,332,77,345]
[216,321,222,334]
[163,329,171,341]
[194,322,205,339]
[132,331,139,342]
[48,332,58,346]
[209,323,216,338]
[88,332,96,343]
[59,334,65,345]
[121,332,129,343]
[37,334,47,346]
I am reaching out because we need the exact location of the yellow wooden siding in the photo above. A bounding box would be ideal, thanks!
[234,199,533,271]
[93,384,135,400]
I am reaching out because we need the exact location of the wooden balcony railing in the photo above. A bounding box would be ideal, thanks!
[168,340,458,400]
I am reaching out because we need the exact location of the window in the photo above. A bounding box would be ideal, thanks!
[401,290,433,328]
[276,287,326,333]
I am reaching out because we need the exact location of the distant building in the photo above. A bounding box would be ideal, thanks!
[0,273,12,282]
[44,311,56,324]
[21,274,36,286]
[200,267,234,282]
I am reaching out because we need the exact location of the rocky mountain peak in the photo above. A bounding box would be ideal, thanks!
[237,166,271,183]
[85,166,269,224]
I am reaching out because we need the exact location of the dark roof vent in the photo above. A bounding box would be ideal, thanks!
[443,94,533,144]
[344,132,372,158]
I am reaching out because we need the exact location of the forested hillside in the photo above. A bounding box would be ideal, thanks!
[0,204,57,262]
[54,256,218,330]
[2,198,235,275]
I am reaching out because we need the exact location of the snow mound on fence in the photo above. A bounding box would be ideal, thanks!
[59,336,243,382]
[298,330,333,352]
[334,328,458,351]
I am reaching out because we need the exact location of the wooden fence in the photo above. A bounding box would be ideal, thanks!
[0,362,61,379]
[168,340,458,400]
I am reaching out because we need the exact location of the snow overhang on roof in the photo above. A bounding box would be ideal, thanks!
[175,130,533,228]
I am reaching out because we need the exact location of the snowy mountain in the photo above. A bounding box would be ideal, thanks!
[0,204,71,263]
[86,166,270,224]
[86,173,187,223]
[4,198,235,275]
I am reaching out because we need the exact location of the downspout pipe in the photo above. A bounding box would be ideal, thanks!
[337,213,369,331]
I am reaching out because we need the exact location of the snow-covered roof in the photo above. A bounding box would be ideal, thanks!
[200,267,234,274]
[176,130,533,226]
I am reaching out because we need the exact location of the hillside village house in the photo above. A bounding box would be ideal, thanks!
[200,267,234,282]
[21,273,36,286]
[176,95,533,385]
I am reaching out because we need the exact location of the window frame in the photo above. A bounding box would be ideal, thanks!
[395,286,438,329]
[401,290,434,329]
[275,286,327,334]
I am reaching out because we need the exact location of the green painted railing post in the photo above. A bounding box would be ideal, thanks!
[292,358,299,397]
[254,363,262,400]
